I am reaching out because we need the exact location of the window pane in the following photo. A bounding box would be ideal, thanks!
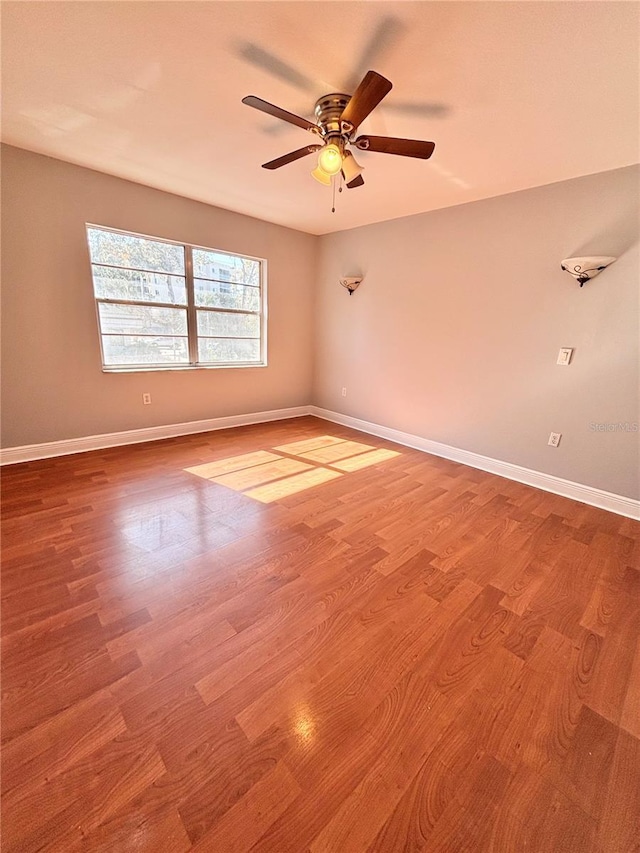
[197,311,260,338]
[92,266,187,305]
[99,304,187,336]
[194,280,260,311]
[198,337,260,364]
[87,228,185,275]
[192,249,259,286]
[102,335,189,366]
[88,226,265,371]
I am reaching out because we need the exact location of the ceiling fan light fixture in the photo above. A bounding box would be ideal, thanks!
[317,142,342,176]
[311,165,332,185]
[341,151,364,184]
[242,70,435,202]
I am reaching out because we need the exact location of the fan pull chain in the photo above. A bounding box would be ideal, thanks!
[331,176,336,213]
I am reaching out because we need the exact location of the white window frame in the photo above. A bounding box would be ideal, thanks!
[86,224,267,372]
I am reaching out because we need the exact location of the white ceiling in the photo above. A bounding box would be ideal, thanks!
[2,1,638,235]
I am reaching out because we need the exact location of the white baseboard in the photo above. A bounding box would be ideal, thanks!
[0,406,311,466]
[309,406,640,521]
[3,403,637,520]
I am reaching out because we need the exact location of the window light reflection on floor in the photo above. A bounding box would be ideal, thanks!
[184,435,400,503]
[296,440,376,464]
[184,449,279,479]
[212,458,313,491]
[330,447,400,472]
[273,435,347,455]
[246,467,342,503]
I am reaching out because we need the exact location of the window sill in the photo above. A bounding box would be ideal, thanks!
[102,362,268,374]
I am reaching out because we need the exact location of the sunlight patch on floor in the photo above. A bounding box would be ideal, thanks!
[185,450,280,479]
[331,448,400,472]
[211,458,313,490]
[297,440,376,464]
[274,435,347,455]
[245,468,342,503]
[184,435,401,503]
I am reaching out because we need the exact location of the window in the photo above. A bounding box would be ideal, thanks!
[86,225,266,370]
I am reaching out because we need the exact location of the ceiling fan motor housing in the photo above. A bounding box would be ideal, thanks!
[314,94,352,136]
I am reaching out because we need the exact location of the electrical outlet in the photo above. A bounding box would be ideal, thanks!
[341,387,347,397]
[548,432,561,447]
[142,393,152,405]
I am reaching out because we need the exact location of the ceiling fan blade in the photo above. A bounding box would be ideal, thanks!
[242,96,318,133]
[346,174,365,189]
[355,135,435,159]
[262,145,321,170]
[238,44,318,93]
[340,71,393,130]
[346,18,404,90]
[385,101,450,119]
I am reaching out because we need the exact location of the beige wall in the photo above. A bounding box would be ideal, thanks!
[314,166,640,499]
[3,146,638,500]
[1,145,316,446]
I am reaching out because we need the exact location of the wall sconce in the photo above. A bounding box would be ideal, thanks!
[561,256,616,287]
[340,276,363,295]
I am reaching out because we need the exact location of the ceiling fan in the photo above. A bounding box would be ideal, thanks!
[242,70,435,191]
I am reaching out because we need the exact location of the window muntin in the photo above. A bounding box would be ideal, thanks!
[87,226,265,370]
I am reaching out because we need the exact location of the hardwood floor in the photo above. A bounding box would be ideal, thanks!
[1,416,639,852]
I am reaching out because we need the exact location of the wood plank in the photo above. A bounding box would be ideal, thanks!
[190,760,301,851]
[1,416,637,852]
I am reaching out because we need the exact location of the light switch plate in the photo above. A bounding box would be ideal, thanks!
[557,347,573,365]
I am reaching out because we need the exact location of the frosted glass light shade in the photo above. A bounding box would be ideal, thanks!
[342,151,363,183]
[311,165,331,185]
[317,143,342,176]
[560,256,617,286]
